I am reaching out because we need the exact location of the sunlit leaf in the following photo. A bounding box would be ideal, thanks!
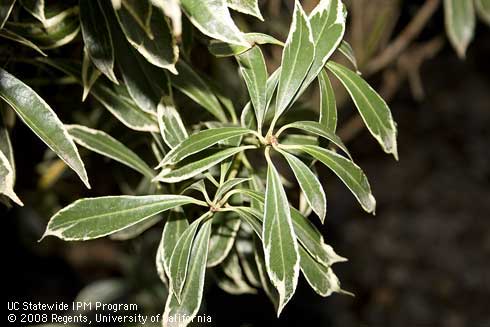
[0,68,90,188]
[279,150,326,223]
[327,61,398,159]
[66,124,155,178]
[237,46,268,128]
[227,0,263,20]
[42,195,204,241]
[263,149,300,315]
[318,69,337,132]
[163,219,212,327]
[444,0,475,58]
[274,1,315,118]
[180,0,249,46]
[157,96,188,149]
[79,0,117,83]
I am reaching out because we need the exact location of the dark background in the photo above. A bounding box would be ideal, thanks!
[3,2,490,327]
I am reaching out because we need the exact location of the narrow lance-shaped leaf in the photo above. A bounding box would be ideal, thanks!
[214,177,250,201]
[475,0,490,25]
[227,0,263,20]
[0,68,90,188]
[209,32,283,57]
[81,47,101,101]
[236,46,268,128]
[168,217,202,300]
[238,189,343,268]
[180,0,249,46]
[254,236,279,310]
[337,40,359,73]
[444,0,475,58]
[79,0,118,83]
[0,150,23,206]
[274,0,315,118]
[163,219,212,327]
[6,7,80,49]
[263,149,300,316]
[157,210,189,283]
[282,144,376,213]
[42,195,205,241]
[113,0,178,72]
[154,146,254,183]
[111,214,162,241]
[279,150,326,223]
[295,0,346,98]
[118,0,152,37]
[207,212,241,267]
[171,61,228,122]
[278,120,351,159]
[299,245,344,297]
[158,127,253,167]
[327,61,398,159]
[0,112,14,178]
[20,0,46,24]
[157,96,188,149]
[38,58,159,132]
[0,0,17,29]
[0,28,47,56]
[318,69,337,132]
[66,124,155,178]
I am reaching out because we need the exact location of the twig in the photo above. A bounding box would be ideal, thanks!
[365,0,441,75]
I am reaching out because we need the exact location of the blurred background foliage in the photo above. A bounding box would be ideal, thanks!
[2,0,489,326]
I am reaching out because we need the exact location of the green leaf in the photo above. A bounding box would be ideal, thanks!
[237,189,341,268]
[207,212,241,267]
[444,0,475,58]
[278,120,351,159]
[299,245,343,297]
[237,46,268,128]
[227,0,263,20]
[279,150,326,223]
[113,0,178,72]
[20,0,46,24]
[170,61,228,122]
[337,40,359,73]
[327,61,398,159]
[208,33,282,57]
[42,195,204,241]
[254,236,279,311]
[0,68,90,188]
[37,58,159,132]
[296,0,346,98]
[158,210,189,283]
[180,0,248,46]
[163,219,212,327]
[79,0,117,83]
[158,127,253,167]
[318,69,337,132]
[6,7,80,49]
[274,1,315,118]
[157,96,188,149]
[168,216,202,300]
[283,144,376,213]
[66,124,155,178]
[0,0,16,29]
[0,149,22,206]
[0,28,47,56]
[227,206,263,237]
[214,177,249,201]
[81,47,101,102]
[154,146,254,183]
[110,214,162,241]
[263,149,300,315]
[117,0,152,37]
[475,0,490,25]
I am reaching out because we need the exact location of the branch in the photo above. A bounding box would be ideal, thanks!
[365,0,441,75]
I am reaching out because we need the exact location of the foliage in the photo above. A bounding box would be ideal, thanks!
[0,0,487,326]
